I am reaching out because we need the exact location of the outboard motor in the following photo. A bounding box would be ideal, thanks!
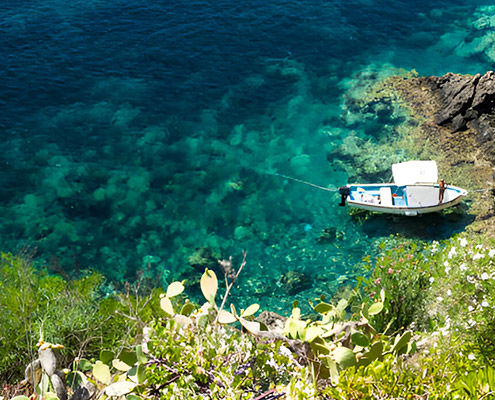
[338,186,350,206]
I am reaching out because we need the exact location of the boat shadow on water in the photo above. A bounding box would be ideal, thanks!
[350,204,476,241]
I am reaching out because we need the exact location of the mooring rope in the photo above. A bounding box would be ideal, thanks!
[470,188,492,193]
[269,172,338,192]
[269,172,493,196]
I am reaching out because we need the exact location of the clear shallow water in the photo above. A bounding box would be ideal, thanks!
[0,0,492,312]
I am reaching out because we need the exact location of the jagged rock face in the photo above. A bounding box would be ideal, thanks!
[425,71,495,132]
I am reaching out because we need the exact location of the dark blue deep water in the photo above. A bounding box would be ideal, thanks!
[0,0,492,312]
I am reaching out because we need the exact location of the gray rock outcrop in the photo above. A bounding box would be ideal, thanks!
[426,71,495,132]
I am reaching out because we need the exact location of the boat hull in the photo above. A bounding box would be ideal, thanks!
[343,183,468,216]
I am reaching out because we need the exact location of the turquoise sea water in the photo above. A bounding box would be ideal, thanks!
[0,0,493,312]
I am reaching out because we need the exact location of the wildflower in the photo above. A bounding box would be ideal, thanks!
[266,354,279,369]
[429,277,435,283]
[445,266,451,275]
[481,272,489,280]
[473,253,484,260]
[490,249,495,258]
[279,345,292,358]
[444,260,449,267]
[459,263,467,271]
[481,300,489,308]
[375,278,381,285]
[439,325,450,336]
[468,353,476,361]
[468,305,474,312]
[459,238,468,247]
[466,276,476,284]
[476,244,483,250]
[448,247,457,259]
[388,268,393,274]
[447,289,452,296]
[467,319,476,327]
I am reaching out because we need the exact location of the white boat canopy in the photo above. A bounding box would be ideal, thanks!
[392,160,438,186]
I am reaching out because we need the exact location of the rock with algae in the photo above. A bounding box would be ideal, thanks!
[317,227,346,244]
[188,247,219,272]
[280,270,312,295]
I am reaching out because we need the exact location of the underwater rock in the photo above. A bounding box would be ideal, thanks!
[317,227,337,243]
[188,247,219,272]
[280,270,312,295]
[234,225,250,241]
[289,154,311,175]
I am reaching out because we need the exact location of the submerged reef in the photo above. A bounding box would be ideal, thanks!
[0,58,376,313]
[438,6,495,65]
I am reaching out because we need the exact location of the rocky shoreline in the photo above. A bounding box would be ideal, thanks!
[424,71,495,159]
[414,71,495,230]
[350,70,495,232]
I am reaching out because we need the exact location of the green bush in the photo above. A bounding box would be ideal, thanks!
[5,231,495,399]
[0,252,131,385]
[362,240,432,333]
[146,319,303,399]
[323,334,495,400]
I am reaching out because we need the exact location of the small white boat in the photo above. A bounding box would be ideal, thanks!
[338,161,468,216]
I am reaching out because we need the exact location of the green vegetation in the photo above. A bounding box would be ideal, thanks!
[0,252,155,385]
[2,233,495,399]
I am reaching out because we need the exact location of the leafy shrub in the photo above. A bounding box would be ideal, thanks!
[0,252,131,385]
[148,267,415,398]
[323,334,495,400]
[145,265,310,399]
[362,240,432,333]
[147,319,303,399]
[6,232,495,399]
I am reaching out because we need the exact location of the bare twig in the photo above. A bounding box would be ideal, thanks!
[215,251,247,323]
[252,388,285,400]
